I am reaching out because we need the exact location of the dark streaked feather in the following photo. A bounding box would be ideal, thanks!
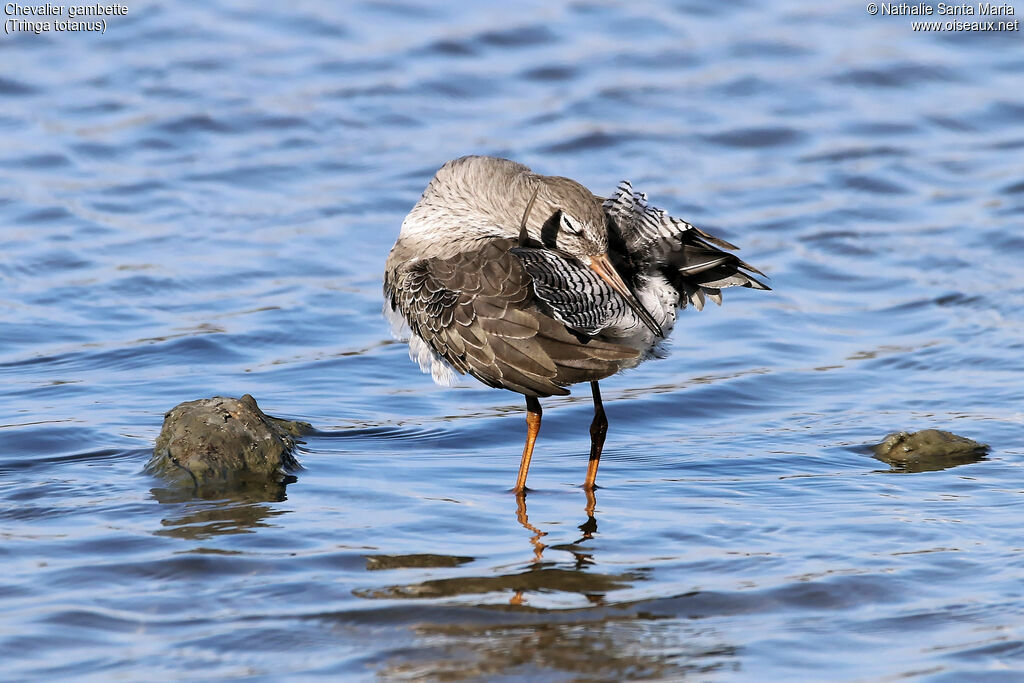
[603,180,770,311]
[510,247,634,335]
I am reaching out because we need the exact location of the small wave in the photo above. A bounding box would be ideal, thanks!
[155,114,235,135]
[5,153,72,170]
[0,77,38,96]
[703,126,805,149]
[801,145,906,163]
[832,63,961,88]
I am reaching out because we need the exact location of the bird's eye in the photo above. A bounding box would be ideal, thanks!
[561,214,582,235]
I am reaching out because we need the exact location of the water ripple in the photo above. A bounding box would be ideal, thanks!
[1,0,1022,679]
[703,126,805,149]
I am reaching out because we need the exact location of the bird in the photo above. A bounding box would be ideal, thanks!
[384,155,769,492]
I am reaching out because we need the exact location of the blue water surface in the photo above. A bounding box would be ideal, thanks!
[2,1,1023,679]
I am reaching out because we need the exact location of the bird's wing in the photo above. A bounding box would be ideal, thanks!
[603,180,770,311]
[385,239,638,397]
[510,247,636,336]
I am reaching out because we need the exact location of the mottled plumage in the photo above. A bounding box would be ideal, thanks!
[384,155,769,491]
[388,238,636,397]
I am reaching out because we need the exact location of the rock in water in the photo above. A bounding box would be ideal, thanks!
[146,394,310,489]
[872,429,988,472]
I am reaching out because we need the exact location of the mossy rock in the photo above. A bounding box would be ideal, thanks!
[873,429,988,472]
[146,394,310,490]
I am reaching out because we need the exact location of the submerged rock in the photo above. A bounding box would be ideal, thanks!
[873,429,988,472]
[146,394,310,490]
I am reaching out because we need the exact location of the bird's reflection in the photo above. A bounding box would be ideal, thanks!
[579,488,598,539]
[352,487,733,680]
[514,491,547,566]
[510,487,602,606]
[355,486,636,604]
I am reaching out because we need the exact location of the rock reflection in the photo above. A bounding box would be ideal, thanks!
[150,479,293,540]
[877,452,988,474]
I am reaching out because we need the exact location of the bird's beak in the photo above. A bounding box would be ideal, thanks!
[589,254,664,338]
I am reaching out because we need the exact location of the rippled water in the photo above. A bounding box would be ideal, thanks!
[2,1,1024,679]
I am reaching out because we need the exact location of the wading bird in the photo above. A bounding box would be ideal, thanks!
[384,156,768,492]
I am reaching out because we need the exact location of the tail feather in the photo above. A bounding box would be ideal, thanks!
[603,180,770,311]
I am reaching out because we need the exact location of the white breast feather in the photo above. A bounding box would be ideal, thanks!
[384,300,459,387]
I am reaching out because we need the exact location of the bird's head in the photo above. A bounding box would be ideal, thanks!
[533,177,609,260]
[526,176,664,338]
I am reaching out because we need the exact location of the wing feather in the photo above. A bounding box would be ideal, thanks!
[603,180,770,312]
[384,238,638,397]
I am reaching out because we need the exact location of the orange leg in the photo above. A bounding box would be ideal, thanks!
[513,395,542,492]
[583,381,607,490]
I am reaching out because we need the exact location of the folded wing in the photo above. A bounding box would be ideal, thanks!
[384,239,638,397]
